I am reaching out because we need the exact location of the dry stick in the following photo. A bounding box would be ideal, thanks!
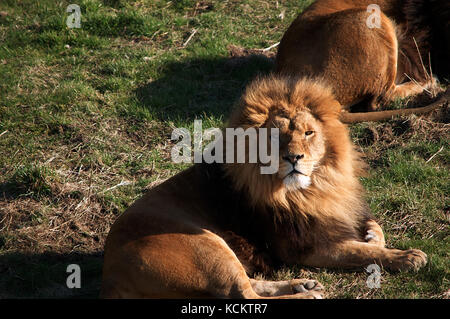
[413,37,430,80]
[427,52,439,97]
[0,130,8,137]
[262,42,280,52]
[425,146,444,163]
[87,167,94,205]
[428,52,434,81]
[183,29,197,47]
[400,37,433,97]
[101,180,132,194]
[340,89,449,123]
[45,156,56,164]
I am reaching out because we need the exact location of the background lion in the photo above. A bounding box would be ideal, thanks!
[100,76,427,299]
[276,0,449,122]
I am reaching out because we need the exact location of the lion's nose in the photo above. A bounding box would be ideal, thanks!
[282,154,304,164]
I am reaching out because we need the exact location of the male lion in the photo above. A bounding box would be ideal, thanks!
[100,76,427,298]
[276,0,449,121]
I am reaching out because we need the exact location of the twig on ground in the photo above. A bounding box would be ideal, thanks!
[101,180,132,193]
[425,146,444,163]
[428,52,433,82]
[183,29,198,47]
[413,37,430,80]
[45,156,56,164]
[262,42,280,52]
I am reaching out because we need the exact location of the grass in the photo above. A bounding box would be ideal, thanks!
[0,0,448,298]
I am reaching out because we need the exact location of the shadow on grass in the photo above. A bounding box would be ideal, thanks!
[134,54,275,123]
[1,250,444,298]
[0,251,102,298]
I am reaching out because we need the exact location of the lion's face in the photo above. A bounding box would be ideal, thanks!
[225,76,358,207]
[267,109,326,191]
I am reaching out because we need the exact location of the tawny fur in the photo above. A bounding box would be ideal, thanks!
[101,77,427,299]
[276,0,449,120]
[225,77,367,241]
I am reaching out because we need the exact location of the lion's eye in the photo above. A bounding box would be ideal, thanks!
[305,130,314,136]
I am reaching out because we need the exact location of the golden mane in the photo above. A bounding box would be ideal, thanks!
[224,76,367,231]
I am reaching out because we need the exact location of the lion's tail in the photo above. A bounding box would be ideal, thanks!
[340,89,449,124]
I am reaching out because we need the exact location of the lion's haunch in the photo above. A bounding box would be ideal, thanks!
[276,0,449,116]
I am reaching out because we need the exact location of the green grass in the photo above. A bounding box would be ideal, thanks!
[0,0,448,298]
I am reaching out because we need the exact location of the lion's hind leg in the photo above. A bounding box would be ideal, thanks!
[250,278,324,298]
[102,227,325,299]
[195,230,324,299]
[386,81,433,101]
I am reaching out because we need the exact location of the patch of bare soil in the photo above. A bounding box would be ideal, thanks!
[226,44,276,68]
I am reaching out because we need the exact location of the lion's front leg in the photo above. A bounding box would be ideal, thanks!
[301,240,427,272]
[364,219,385,248]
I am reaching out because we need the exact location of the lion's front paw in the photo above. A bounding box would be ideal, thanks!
[290,279,324,299]
[385,249,427,271]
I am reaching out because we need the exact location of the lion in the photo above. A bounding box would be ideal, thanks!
[100,76,427,299]
[276,0,449,122]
